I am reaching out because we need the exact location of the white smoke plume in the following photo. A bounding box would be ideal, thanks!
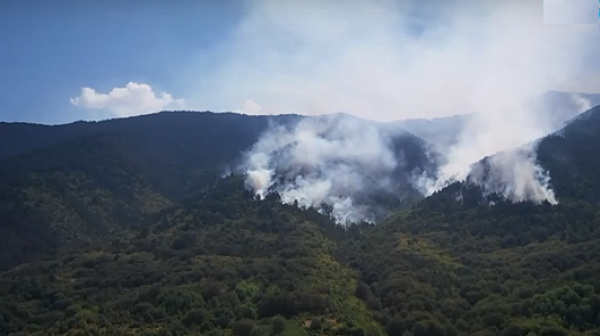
[242,114,407,224]
[420,91,596,202]
[468,148,557,204]
[397,3,598,203]
[190,0,600,216]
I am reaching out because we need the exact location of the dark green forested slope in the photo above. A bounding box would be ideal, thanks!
[0,111,437,272]
[536,105,600,204]
[0,111,437,202]
[343,107,600,336]
[2,107,600,336]
[0,133,172,271]
[0,112,300,199]
[348,199,600,336]
[0,112,300,271]
[0,112,297,162]
[0,176,383,336]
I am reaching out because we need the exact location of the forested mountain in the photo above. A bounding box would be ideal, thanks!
[0,175,384,336]
[431,104,600,207]
[0,112,276,272]
[1,103,600,336]
[0,111,433,271]
[0,112,296,162]
[346,105,600,336]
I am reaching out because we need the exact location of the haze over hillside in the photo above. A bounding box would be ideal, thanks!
[0,88,597,227]
[395,91,600,150]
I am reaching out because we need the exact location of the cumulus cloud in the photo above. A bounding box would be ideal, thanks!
[226,0,600,214]
[70,82,185,118]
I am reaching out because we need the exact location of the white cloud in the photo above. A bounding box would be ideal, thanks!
[70,82,185,118]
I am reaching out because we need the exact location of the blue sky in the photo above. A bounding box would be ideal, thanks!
[0,1,242,124]
[1,0,599,124]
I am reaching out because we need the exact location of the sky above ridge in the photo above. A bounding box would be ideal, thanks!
[1,0,599,124]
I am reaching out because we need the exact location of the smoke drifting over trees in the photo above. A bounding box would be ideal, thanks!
[242,115,413,224]
[233,0,598,223]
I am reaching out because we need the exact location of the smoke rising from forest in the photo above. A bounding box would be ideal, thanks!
[243,115,406,224]
[232,0,598,222]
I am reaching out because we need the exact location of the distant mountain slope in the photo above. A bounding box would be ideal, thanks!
[0,112,302,198]
[395,90,600,151]
[537,90,600,130]
[394,114,469,150]
[0,111,436,270]
[2,90,595,162]
[0,111,300,161]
